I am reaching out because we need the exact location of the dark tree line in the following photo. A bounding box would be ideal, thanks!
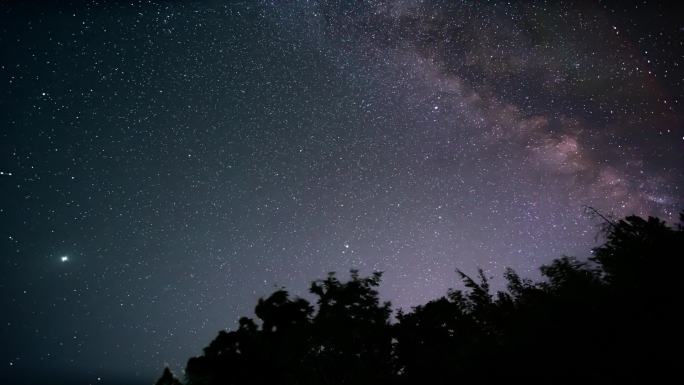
[156,213,683,385]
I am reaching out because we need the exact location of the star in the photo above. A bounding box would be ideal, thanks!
[60,256,69,262]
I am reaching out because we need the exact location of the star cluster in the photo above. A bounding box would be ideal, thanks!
[1,1,682,384]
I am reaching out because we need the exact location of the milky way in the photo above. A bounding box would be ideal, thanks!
[1,1,682,384]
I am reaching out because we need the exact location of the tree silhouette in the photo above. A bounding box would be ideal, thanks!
[307,270,393,385]
[161,211,683,385]
[155,367,182,385]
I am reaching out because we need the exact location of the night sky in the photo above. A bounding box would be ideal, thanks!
[1,1,683,384]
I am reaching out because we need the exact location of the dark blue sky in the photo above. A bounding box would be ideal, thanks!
[1,1,683,384]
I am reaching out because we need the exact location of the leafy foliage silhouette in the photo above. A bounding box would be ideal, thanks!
[160,212,683,384]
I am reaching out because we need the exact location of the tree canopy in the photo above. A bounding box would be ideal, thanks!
[157,212,683,384]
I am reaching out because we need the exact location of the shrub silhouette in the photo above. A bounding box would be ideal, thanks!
[162,212,683,384]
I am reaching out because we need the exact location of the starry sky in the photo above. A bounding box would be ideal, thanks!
[1,1,683,384]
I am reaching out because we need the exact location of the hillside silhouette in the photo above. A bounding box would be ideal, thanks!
[156,212,683,384]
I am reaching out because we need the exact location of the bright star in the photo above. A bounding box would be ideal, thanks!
[60,256,69,262]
